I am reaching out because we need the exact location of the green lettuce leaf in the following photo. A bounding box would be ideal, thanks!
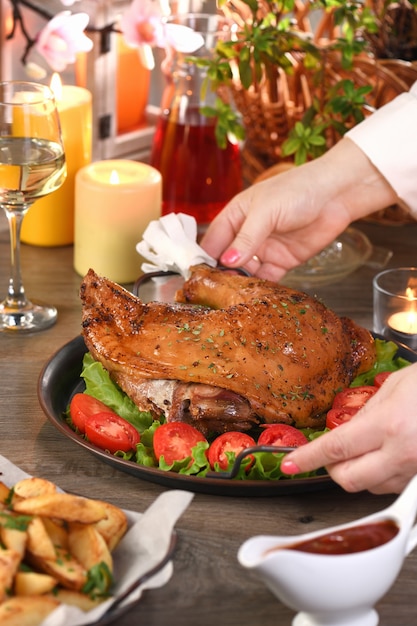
[80,352,154,433]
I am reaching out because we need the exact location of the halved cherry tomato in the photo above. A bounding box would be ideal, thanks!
[207,432,256,471]
[332,386,377,410]
[326,406,358,429]
[257,424,308,448]
[153,422,207,466]
[374,371,393,388]
[84,412,141,454]
[69,393,115,434]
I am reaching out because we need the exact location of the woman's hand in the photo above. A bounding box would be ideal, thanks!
[281,363,417,494]
[201,139,398,281]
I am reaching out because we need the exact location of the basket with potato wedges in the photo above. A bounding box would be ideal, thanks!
[0,475,128,626]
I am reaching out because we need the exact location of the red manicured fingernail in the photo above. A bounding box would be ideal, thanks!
[220,248,241,265]
[281,460,301,475]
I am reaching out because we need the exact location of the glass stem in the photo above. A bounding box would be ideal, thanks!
[3,205,29,309]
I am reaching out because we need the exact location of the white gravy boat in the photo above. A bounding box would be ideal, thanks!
[238,474,417,626]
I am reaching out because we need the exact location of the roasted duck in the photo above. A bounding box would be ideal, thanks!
[80,266,376,434]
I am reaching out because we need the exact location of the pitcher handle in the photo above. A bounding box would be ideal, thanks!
[388,474,417,528]
[405,523,417,555]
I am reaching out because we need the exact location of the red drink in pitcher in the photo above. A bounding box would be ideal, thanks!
[150,109,243,230]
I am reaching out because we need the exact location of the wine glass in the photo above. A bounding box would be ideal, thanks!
[0,81,66,332]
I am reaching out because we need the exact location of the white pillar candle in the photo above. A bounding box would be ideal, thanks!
[74,160,162,283]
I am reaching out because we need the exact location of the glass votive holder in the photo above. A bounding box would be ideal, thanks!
[373,267,417,350]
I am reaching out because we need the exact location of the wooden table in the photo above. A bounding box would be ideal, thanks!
[1,212,417,626]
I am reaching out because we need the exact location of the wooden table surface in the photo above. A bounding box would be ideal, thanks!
[1,212,417,626]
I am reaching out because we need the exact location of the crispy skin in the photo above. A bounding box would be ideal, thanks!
[81,267,375,428]
[80,267,376,429]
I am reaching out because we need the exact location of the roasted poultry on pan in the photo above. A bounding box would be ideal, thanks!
[80,265,376,435]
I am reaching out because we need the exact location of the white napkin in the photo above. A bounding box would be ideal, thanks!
[136,213,217,279]
[0,455,194,626]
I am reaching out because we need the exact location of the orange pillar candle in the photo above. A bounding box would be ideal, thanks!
[116,34,151,133]
[21,77,92,247]
[74,160,162,284]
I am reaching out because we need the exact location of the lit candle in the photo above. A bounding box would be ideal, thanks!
[21,74,92,246]
[388,311,417,335]
[387,287,417,348]
[74,159,162,283]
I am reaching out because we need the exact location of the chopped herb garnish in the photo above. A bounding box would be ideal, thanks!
[0,512,32,531]
[82,562,113,598]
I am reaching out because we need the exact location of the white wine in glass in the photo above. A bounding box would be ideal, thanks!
[0,81,66,332]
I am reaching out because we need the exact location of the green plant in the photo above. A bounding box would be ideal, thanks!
[282,77,373,164]
[193,0,416,164]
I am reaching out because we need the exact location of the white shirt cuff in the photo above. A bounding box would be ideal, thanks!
[346,82,417,216]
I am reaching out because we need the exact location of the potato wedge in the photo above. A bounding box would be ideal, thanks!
[46,588,104,612]
[0,596,59,625]
[27,547,87,591]
[13,478,57,500]
[26,517,55,560]
[13,493,107,524]
[42,517,68,550]
[0,549,22,602]
[94,501,128,551]
[68,522,113,572]
[14,571,58,597]
[0,526,27,558]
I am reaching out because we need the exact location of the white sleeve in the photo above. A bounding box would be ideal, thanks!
[346,82,417,216]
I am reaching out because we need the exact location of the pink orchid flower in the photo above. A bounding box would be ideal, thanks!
[60,0,82,5]
[120,0,166,49]
[35,11,93,72]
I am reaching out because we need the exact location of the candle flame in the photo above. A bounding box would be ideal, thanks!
[5,12,14,33]
[50,73,63,101]
[406,287,417,302]
[109,170,120,185]
[405,287,417,317]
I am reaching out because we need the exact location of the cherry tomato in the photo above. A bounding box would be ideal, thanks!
[257,424,308,447]
[326,407,358,429]
[69,393,115,434]
[207,432,256,470]
[332,386,377,410]
[84,412,140,454]
[153,422,207,466]
[374,371,393,388]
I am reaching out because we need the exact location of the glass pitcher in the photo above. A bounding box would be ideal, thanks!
[150,13,243,234]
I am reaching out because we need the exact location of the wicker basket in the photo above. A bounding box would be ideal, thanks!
[235,57,417,224]
[222,0,417,223]
[235,57,417,172]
